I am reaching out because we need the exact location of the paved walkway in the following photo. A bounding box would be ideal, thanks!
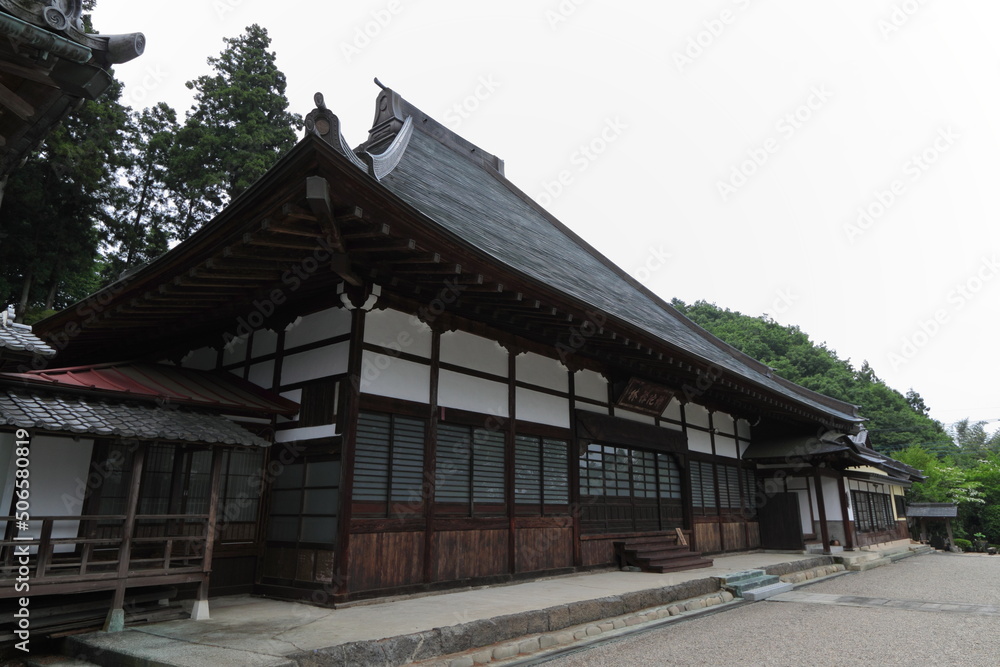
[35,543,953,666]
[58,551,825,666]
[771,590,1000,615]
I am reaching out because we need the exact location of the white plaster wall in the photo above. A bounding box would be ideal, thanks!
[738,440,751,457]
[252,329,279,358]
[615,409,656,425]
[687,428,713,454]
[575,402,610,416]
[797,489,813,534]
[222,337,248,366]
[282,343,349,385]
[714,434,739,459]
[284,306,352,349]
[275,424,340,443]
[277,389,302,423]
[661,400,682,422]
[181,347,217,371]
[737,419,751,440]
[516,352,568,392]
[574,369,607,403]
[822,476,843,520]
[2,435,94,552]
[515,388,570,428]
[440,331,508,377]
[364,308,433,358]
[359,353,430,404]
[713,412,735,435]
[438,370,508,417]
[248,360,275,389]
[685,404,711,429]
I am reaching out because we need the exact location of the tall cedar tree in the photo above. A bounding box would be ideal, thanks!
[100,102,179,283]
[1,80,131,321]
[170,24,303,239]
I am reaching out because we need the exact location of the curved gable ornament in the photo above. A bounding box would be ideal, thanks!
[304,92,368,172]
[361,114,413,181]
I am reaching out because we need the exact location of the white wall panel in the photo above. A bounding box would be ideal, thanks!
[822,476,843,520]
[182,347,217,371]
[661,399,682,422]
[284,307,352,349]
[364,308,433,358]
[440,331,508,377]
[615,409,656,425]
[737,419,751,439]
[713,412,735,435]
[576,402,609,416]
[438,370,508,417]
[16,436,93,551]
[360,353,430,404]
[248,361,275,389]
[516,388,570,428]
[222,337,248,366]
[715,435,739,459]
[282,343,349,385]
[252,329,278,358]
[278,389,302,423]
[516,352,568,392]
[574,369,607,403]
[687,428,713,454]
[275,424,340,443]
[685,403,711,429]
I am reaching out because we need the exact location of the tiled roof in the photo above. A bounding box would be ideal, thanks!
[0,322,57,358]
[2,361,298,417]
[377,96,863,426]
[0,389,269,447]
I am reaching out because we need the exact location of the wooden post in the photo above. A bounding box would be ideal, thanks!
[812,470,831,553]
[945,518,954,550]
[191,447,224,621]
[334,307,366,602]
[104,443,145,632]
[836,474,854,550]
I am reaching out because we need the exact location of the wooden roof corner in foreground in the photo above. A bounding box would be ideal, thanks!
[0,0,144,177]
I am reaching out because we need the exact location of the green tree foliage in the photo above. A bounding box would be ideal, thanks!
[169,24,302,238]
[671,299,949,453]
[0,80,130,320]
[100,102,179,283]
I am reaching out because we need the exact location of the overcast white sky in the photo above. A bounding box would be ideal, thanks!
[91,1,1000,434]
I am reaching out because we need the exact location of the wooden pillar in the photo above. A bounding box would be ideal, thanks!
[812,469,831,553]
[506,347,517,575]
[422,328,441,585]
[836,474,854,550]
[945,518,954,549]
[104,443,146,632]
[191,447,224,621]
[920,517,927,543]
[333,307,366,602]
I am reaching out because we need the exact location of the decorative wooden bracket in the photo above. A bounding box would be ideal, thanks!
[305,175,362,286]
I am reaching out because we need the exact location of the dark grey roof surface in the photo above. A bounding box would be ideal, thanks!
[906,503,959,518]
[0,389,269,447]
[0,322,57,358]
[380,119,861,425]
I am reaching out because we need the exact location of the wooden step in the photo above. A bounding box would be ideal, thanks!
[646,558,714,574]
[626,547,693,561]
[615,535,680,547]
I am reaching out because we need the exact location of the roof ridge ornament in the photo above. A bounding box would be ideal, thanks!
[304,92,368,172]
[361,115,413,181]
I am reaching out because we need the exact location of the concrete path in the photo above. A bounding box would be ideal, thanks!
[43,545,938,666]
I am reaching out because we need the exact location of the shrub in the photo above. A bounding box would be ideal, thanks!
[954,538,972,551]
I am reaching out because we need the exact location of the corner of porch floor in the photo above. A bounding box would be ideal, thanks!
[53,551,858,667]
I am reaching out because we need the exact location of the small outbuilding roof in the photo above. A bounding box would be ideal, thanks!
[905,503,959,518]
[0,389,270,447]
[0,320,57,359]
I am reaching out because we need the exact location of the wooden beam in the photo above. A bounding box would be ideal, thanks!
[0,80,35,120]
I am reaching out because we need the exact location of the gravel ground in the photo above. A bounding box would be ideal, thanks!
[804,552,1000,605]
[544,552,1000,667]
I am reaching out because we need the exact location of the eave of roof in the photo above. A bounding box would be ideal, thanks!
[0,361,299,418]
[0,388,270,447]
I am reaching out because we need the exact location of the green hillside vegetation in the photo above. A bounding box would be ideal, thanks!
[671,299,950,455]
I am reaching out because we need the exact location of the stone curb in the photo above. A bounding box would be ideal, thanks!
[285,578,720,666]
[778,563,846,584]
[414,590,740,667]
